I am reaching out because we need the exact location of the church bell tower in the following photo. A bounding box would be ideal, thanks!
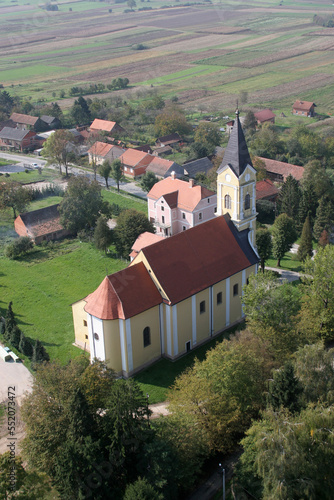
[216,110,257,248]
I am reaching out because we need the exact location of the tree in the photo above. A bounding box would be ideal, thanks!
[5,236,33,259]
[267,362,302,413]
[124,478,163,500]
[98,160,112,188]
[32,339,50,366]
[318,229,329,248]
[276,174,301,220]
[19,332,33,358]
[0,182,32,218]
[297,215,313,261]
[194,122,221,153]
[9,325,21,349]
[4,302,16,341]
[238,405,334,500]
[271,213,297,267]
[256,227,272,272]
[313,196,334,241]
[140,171,159,192]
[127,0,136,8]
[299,244,334,342]
[42,129,74,176]
[154,105,192,136]
[110,158,124,192]
[59,176,111,233]
[242,271,302,359]
[70,95,91,125]
[114,209,155,258]
[249,123,284,159]
[94,216,113,253]
[243,110,257,134]
[0,90,14,116]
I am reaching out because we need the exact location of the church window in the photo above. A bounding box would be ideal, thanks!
[143,327,151,347]
[224,194,231,209]
[217,292,222,305]
[85,334,88,340]
[233,284,239,297]
[200,301,206,314]
[83,320,87,327]
[245,193,250,210]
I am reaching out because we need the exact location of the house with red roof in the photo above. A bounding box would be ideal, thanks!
[256,178,279,202]
[119,148,154,178]
[258,157,304,183]
[292,100,316,117]
[146,156,183,179]
[72,110,260,377]
[147,173,217,237]
[10,112,43,132]
[254,109,276,125]
[90,119,126,136]
[129,231,164,261]
[88,141,124,166]
[0,127,39,152]
[14,205,72,244]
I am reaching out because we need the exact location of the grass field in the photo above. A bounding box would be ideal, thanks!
[1,0,334,115]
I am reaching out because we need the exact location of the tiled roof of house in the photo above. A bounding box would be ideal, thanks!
[88,141,116,157]
[146,157,183,177]
[217,111,253,178]
[259,157,304,181]
[90,119,117,132]
[138,214,258,305]
[84,262,162,320]
[10,113,39,126]
[183,157,213,178]
[18,204,64,238]
[156,133,182,145]
[293,100,316,112]
[254,109,276,122]
[148,176,215,211]
[131,232,163,255]
[40,115,57,125]
[256,179,279,200]
[0,127,32,141]
[119,148,152,168]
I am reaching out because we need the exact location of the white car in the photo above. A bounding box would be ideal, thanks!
[31,163,39,169]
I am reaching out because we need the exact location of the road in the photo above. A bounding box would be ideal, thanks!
[0,151,147,199]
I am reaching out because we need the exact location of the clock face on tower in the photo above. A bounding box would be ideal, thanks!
[225,174,231,182]
[245,173,250,181]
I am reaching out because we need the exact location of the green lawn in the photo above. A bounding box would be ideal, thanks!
[3,168,61,184]
[266,252,302,272]
[102,189,147,213]
[134,322,245,403]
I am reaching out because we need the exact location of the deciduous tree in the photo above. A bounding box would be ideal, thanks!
[94,216,113,253]
[271,213,297,267]
[194,122,221,153]
[154,105,191,136]
[110,158,124,192]
[42,129,74,176]
[114,209,155,257]
[256,227,272,272]
[98,159,112,188]
[0,182,32,218]
[140,171,159,192]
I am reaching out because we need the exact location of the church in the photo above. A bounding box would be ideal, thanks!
[72,111,259,377]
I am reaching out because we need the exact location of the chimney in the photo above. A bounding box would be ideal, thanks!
[189,178,194,188]
[171,171,176,179]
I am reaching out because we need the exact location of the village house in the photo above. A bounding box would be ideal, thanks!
[292,100,316,117]
[183,157,213,179]
[0,127,38,152]
[155,133,183,148]
[119,148,154,178]
[254,109,276,126]
[10,112,44,132]
[146,156,183,179]
[256,178,279,203]
[72,110,259,377]
[147,174,217,237]
[88,141,124,166]
[40,115,61,130]
[90,118,126,136]
[14,204,72,244]
[258,156,304,183]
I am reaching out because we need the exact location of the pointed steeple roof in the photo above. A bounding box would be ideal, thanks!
[218,109,253,178]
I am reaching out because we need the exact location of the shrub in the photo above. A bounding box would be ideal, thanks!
[256,200,275,224]
[5,237,33,259]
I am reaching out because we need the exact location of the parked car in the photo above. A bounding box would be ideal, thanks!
[31,163,39,168]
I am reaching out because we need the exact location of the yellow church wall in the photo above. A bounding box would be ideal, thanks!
[103,320,123,374]
[212,281,226,334]
[175,297,192,353]
[229,271,243,324]
[195,288,210,343]
[129,306,161,372]
[72,300,90,350]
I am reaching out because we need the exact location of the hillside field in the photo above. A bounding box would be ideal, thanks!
[1,0,334,115]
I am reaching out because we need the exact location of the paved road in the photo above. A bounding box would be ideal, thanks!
[266,266,300,283]
[0,151,147,199]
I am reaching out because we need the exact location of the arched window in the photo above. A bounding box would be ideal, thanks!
[245,193,250,210]
[224,194,231,209]
[143,327,151,348]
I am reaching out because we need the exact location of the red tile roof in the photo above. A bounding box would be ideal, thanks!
[254,109,276,122]
[131,232,164,254]
[17,204,64,238]
[90,119,117,132]
[119,148,153,168]
[256,179,279,200]
[258,157,304,182]
[88,141,113,157]
[84,262,162,320]
[146,157,176,177]
[136,215,257,304]
[10,113,39,126]
[148,176,215,211]
[293,100,315,112]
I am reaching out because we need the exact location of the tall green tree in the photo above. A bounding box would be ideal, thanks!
[243,110,257,134]
[277,174,301,219]
[110,158,124,192]
[154,105,191,136]
[124,478,163,500]
[313,196,334,241]
[297,183,318,232]
[114,209,155,257]
[194,122,221,154]
[299,244,334,341]
[271,213,297,267]
[256,227,272,272]
[32,339,50,367]
[249,123,284,159]
[19,332,33,358]
[4,301,16,341]
[71,95,91,125]
[98,159,112,188]
[42,129,74,176]
[140,171,159,192]
[0,182,32,218]
[59,176,111,233]
[94,216,113,253]
[267,362,302,413]
[297,214,313,261]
